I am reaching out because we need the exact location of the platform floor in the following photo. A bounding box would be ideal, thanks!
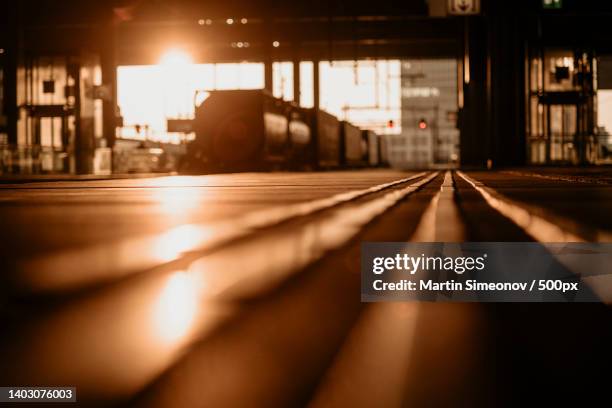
[0,169,610,406]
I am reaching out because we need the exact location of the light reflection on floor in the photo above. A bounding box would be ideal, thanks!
[152,187,207,216]
[151,224,214,263]
[152,272,202,344]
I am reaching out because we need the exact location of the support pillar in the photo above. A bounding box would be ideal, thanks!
[292,47,300,105]
[459,16,489,167]
[264,55,273,93]
[313,59,320,109]
[459,3,527,168]
[100,21,118,148]
[3,4,19,145]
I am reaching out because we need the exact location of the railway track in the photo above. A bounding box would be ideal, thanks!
[0,169,610,406]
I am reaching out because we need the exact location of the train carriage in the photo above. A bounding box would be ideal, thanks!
[363,129,380,167]
[340,121,367,167]
[181,89,381,173]
[188,90,288,172]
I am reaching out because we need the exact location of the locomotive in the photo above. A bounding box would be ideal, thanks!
[177,89,388,173]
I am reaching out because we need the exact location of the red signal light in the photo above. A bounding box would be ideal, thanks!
[418,118,427,130]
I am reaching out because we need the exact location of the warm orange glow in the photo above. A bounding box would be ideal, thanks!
[319,60,402,134]
[152,224,213,262]
[152,272,199,343]
[152,187,201,215]
[117,59,402,142]
[117,62,264,143]
[159,48,193,66]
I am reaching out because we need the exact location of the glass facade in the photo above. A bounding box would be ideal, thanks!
[388,59,459,169]
[526,49,598,164]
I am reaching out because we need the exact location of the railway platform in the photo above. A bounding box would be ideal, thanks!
[0,168,610,406]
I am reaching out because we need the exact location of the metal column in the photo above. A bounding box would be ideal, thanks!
[313,60,320,109]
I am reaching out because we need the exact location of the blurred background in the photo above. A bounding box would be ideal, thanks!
[0,1,611,407]
[2,0,612,177]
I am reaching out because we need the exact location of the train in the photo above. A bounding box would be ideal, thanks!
[175,89,389,173]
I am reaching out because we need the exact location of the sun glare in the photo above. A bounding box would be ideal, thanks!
[117,58,401,143]
[159,48,193,66]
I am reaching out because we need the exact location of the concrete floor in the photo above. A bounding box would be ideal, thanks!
[0,169,610,406]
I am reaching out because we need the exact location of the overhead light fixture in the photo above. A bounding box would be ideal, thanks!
[272,41,280,48]
[241,18,248,24]
[197,19,205,25]
[226,18,234,24]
